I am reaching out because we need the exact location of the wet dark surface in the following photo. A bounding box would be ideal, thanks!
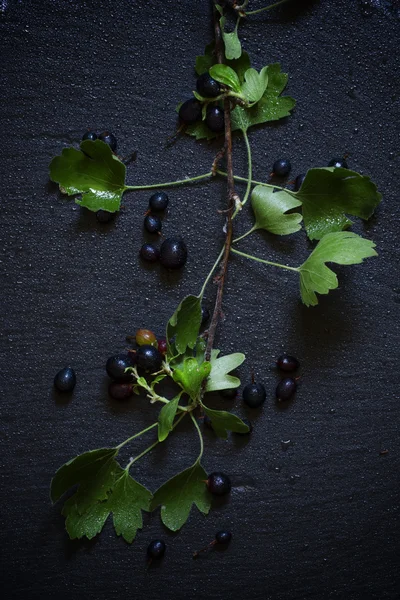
[1,1,399,599]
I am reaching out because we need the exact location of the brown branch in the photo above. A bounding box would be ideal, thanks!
[205,1,237,362]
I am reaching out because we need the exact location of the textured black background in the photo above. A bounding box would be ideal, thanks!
[1,1,399,599]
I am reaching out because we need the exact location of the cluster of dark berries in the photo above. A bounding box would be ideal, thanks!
[106,328,166,400]
[270,156,349,192]
[275,354,300,402]
[178,73,224,134]
[82,130,117,152]
[143,192,169,236]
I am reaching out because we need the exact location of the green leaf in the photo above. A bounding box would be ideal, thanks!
[219,14,242,60]
[205,349,245,392]
[62,496,110,540]
[167,295,202,356]
[172,357,211,399]
[293,167,382,241]
[298,231,378,306]
[158,394,181,442]
[49,140,126,213]
[108,472,152,543]
[231,63,295,133]
[209,64,241,93]
[241,67,269,103]
[195,42,215,76]
[251,185,302,235]
[151,461,211,531]
[50,448,119,505]
[202,405,249,439]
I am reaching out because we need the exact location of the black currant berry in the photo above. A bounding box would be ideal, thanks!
[275,377,297,402]
[144,214,162,234]
[196,73,221,98]
[159,237,187,269]
[234,418,253,435]
[149,192,169,212]
[96,210,114,223]
[242,382,266,408]
[294,173,305,191]
[139,243,159,263]
[179,98,202,124]
[272,159,291,177]
[215,530,232,545]
[205,106,225,133]
[106,354,133,382]
[54,367,76,393]
[136,345,163,373]
[108,382,133,400]
[99,131,117,152]
[219,388,237,399]
[82,130,97,141]
[147,540,166,560]
[201,306,210,326]
[276,354,300,372]
[207,472,231,496]
[328,157,348,169]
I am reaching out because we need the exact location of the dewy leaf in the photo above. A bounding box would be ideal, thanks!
[241,67,269,103]
[251,185,302,235]
[298,231,378,307]
[166,295,202,356]
[195,42,215,75]
[202,405,249,439]
[158,394,181,442]
[107,471,152,543]
[231,63,295,133]
[151,461,211,531]
[209,64,241,93]
[219,14,242,60]
[292,167,382,241]
[62,495,110,541]
[205,349,245,392]
[172,358,211,400]
[49,140,126,213]
[50,448,119,505]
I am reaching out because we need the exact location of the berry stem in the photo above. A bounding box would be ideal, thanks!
[190,411,204,461]
[199,246,225,298]
[246,0,292,16]
[231,248,300,272]
[124,172,212,191]
[125,412,187,470]
[233,128,252,217]
[116,422,158,450]
[216,170,286,191]
[231,226,256,244]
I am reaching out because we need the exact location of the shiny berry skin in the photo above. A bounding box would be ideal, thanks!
[159,237,187,269]
[242,382,266,408]
[139,243,159,263]
[294,173,305,191]
[147,540,166,560]
[179,98,202,124]
[234,418,253,435]
[96,210,114,223]
[136,345,163,373]
[272,159,291,177]
[106,354,133,382]
[207,472,231,496]
[201,306,210,326]
[82,130,97,141]
[54,367,76,392]
[144,214,162,234]
[277,354,300,372]
[196,73,221,98]
[328,157,348,169]
[136,329,157,347]
[99,131,117,152]
[215,531,232,545]
[149,192,169,212]
[157,338,168,355]
[220,388,237,399]
[205,106,225,133]
[276,377,297,402]
[108,382,133,400]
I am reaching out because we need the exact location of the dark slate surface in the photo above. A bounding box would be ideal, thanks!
[1,1,399,599]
